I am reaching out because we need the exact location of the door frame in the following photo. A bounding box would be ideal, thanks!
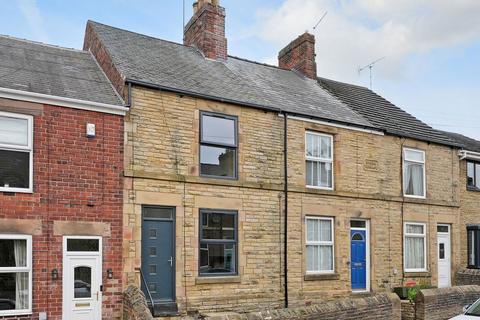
[437,224,451,287]
[62,235,103,320]
[350,219,370,292]
[141,205,176,303]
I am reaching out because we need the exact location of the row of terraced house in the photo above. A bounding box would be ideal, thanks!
[0,1,479,319]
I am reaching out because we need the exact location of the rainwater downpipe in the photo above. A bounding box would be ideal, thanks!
[283,111,288,308]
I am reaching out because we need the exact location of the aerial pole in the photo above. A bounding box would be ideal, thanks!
[358,57,385,90]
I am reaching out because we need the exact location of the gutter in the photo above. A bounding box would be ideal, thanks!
[0,87,128,115]
[459,150,480,161]
[125,78,384,134]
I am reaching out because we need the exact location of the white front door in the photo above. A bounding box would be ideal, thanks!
[437,225,451,288]
[63,237,102,320]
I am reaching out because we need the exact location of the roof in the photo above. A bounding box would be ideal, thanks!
[0,35,123,106]
[440,131,480,153]
[86,21,374,129]
[87,21,459,147]
[317,77,458,147]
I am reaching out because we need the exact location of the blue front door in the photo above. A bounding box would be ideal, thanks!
[350,229,367,290]
[141,206,175,303]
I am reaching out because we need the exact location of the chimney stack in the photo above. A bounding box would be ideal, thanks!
[184,0,227,60]
[278,33,317,79]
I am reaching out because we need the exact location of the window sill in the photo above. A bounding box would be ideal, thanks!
[0,311,32,317]
[404,271,431,277]
[0,188,32,194]
[403,194,426,200]
[304,273,340,281]
[196,276,241,285]
[306,185,334,191]
[467,187,480,192]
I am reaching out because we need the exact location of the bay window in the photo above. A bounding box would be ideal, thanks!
[306,217,334,274]
[0,111,33,193]
[404,222,427,272]
[306,132,333,189]
[0,235,32,316]
[403,148,425,198]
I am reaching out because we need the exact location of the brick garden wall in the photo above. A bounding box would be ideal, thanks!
[415,285,480,320]
[202,293,401,320]
[0,104,124,320]
[456,268,480,285]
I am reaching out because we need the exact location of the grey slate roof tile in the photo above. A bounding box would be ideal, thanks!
[0,35,123,106]
[87,21,375,129]
[440,131,480,153]
[317,77,458,147]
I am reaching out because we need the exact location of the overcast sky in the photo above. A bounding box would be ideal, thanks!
[3,0,480,139]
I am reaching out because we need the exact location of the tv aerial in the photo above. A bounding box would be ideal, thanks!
[358,57,385,90]
[312,11,328,32]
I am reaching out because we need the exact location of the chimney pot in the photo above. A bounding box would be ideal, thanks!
[278,32,317,79]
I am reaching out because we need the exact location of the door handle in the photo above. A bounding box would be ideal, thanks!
[168,257,173,267]
[96,291,99,301]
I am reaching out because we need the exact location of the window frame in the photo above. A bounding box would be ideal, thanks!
[0,111,33,193]
[305,216,335,274]
[467,161,480,191]
[402,147,426,199]
[467,226,480,269]
[198,209,238,277]
[403,222,427,273]
[0,234,33,316]
[305,131,334,190]
[199,111,238,180]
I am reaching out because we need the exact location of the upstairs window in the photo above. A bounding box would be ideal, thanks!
[306,132,333,189]
[200,112,237,179]
[0,112,33,193]
[403,148,425,198]
[467,161,480,190]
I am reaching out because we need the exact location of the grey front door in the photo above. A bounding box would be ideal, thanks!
[141,206,175,303]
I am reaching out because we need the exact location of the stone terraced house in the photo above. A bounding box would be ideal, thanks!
[81,1,479,317]
[0,36,127,319]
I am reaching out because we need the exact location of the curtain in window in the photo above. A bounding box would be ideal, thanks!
[14,240,28,310]
[405,236,424,269]
[405,162,424,195]
[307,245,333,271]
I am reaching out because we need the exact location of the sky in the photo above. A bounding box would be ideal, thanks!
[2,0,480,140]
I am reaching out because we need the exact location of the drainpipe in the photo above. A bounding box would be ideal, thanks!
[283,111,289,308]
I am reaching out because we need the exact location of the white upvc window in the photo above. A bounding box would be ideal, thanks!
[404,222,427,272]
[0,234,32,316]
[403,148,426,198]
[306,217,334,274]
[305,132,333,190]
[0,111,33,193]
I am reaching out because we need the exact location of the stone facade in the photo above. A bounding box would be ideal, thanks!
[0,102,124,319]
[458,159,480,268]
[121,86,461,314]
[456,268,480,285]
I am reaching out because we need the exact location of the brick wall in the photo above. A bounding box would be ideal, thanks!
[0,104,124,320]
[203,293,401,320]
[123,285,153,320]
[415,285,480,320]
[456,268,480,285]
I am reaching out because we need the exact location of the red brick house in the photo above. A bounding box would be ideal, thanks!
[0,36,127,319]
